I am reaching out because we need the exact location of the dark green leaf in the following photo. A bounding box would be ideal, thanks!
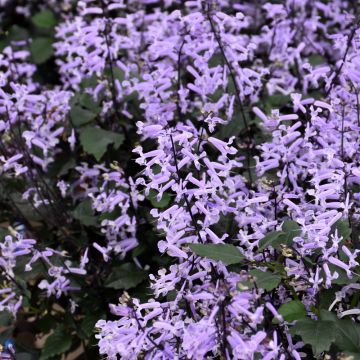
[79,127,124,161]
[268,94,290,107]
[146,190,171,208]
[8,25,29,41]
[290,319,336,356]
[72,199,97,226]
[81,313,104,338]
[16,354,36,360]
[282,220,301,239]
[40,326,72,360]
[30,37,53,64]
[0,311,12,327]
[258,231,285,251]
[320,310,360,352]
[308,55,326,66]
[70,106,97,127]
[258,221,301,251]
[249,269,281,291]
[58,157,76,176]
[105,263,147,290]
[331,219,351,241]
[32,10,56,28]
[188,243,244,265]
[236,280,255,291]
[277,300,307,322]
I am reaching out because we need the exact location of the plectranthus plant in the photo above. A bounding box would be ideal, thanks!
[0,0,359,359]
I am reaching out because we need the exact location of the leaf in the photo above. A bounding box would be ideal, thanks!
[8,25,29,41]
[72,199,97,226]
[30,37,53,64]
[308,54,326,66]
[58,158,76,176]
[290,319,336,356]
[320,310,360,352]
[0,311,12,327]
[268,94,290,107]
[258,221,301,251]
[40,327,72,360]
[146,190,171,208]
[188,243,244,265]
[282,220,301,241]
[32,10,56,28]
[331,219,352,241]
[343,352,360,360]
[70,106,97,127]
[105,263,148,290]
[249,269,281,291]
[16,354,36,360]
[277,300,307,322]
[258,231,285,251]
[81,313,104,338]
[69,92,101,127]
[79,127,124,161]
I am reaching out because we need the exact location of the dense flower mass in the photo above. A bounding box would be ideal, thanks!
[0,0,360,358]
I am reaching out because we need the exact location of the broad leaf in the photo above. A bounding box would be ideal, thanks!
[188,243,244,265]
[147,190,172,208]
[258,231,285,251]
[281,220,301,243]
[79,127,124,161]
[320,310,360,352]
[40,326,72,360]
[30,37,53,64]
[277,300,307,322]
[105,263,148,290]
[331,219,351,241]
[81,312,105,338]
[72,199,97,226]
[249,269,281,291]
[258,221,301,251]
[290,319,336,356]
[32,10,56,28]
[70,106,97,127]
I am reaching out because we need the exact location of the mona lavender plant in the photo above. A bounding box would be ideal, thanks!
[0,0,359,359]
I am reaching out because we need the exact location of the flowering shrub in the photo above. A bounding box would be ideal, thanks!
[0,0,360,359]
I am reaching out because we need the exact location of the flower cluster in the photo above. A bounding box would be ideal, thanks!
[0,0,359,359]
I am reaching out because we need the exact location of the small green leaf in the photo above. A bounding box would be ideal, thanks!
[40,326,72,360]
[320,310,360,352]
[0,311,12,327]
[290,319,336,356]
[8,25,29,41]
[79,127,124,161]
[105,263,148,290]
[70,106,97,127]
[258,231,285,251]
[249,269,281,291]
[237,280,255,291]
[308,55,326,66]
[268,94,290,107]
[81,313,104,338]
[331,219,351,241]
[30,37,53,64]
[277,300,307,322]
[72,199,97,226]
[32,10,56,28]
[147,190,172,208]
[188,243,244,265]
[282,220,301,241]
[258,221,301,251]
[58,157,76,176]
